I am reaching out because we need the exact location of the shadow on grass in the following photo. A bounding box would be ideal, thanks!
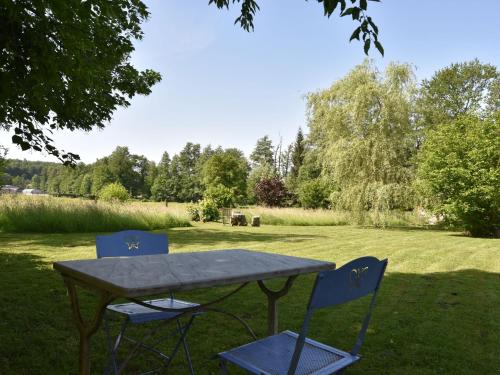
[0,232,97,248]
[0,250,499,374]
[166,227,327,247]
[0,228,326,251]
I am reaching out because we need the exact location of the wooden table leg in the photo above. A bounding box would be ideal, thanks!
[258,276,298,335]
[63,277,115,375]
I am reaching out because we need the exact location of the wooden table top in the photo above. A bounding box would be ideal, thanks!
[53,249,335,298]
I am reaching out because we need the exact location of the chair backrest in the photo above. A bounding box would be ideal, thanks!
[308,256,387,310]
[96,230,168,258]
[288,256,387,375]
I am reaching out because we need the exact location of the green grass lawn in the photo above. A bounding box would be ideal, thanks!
[0,224,499,374]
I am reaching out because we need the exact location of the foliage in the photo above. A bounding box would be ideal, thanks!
[0,195,190,233]
[98,182,130,203]
[151,152,172,201]
[0,0,161,164]
[0,146,7,180]
[289,128,305,181]
[250,136,274,168]
[201,148,249,202]
[417,115,500,237]
[246,161,276,204]
[418,59,500,129]
[253,176,289,207]
[198,198,220,222]
[204,184,236,208]
[297,178,330,209]
[170,143,203,202]
[208,0,383,55]
[186,202,201,222]
[307,61,417,213]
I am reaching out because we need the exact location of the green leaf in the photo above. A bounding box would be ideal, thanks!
[323,0,339,16]
[364,38,371,54]
[374,40,384,56]
[341,7,354,17]
[367,16,379,34]
[360,0,368,10]
[12,135,23,145]
[351,7,360,20]
[350,26,361,41]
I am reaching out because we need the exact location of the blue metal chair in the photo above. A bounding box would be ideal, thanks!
[96,230,198,375]
[218,256,388,375]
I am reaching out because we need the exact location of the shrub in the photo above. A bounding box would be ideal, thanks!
[204,184,236,208]
[297,179,329,209]
[417,114,500,237]
[253,177,288,207]
[199,198,220,222]
[98,182,130,202]
[186,202,200,221]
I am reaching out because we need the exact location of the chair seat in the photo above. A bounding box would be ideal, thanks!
[219,331,360,375]
[107,298,199,324]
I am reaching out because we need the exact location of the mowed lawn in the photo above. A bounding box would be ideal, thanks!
[0,224,499,374]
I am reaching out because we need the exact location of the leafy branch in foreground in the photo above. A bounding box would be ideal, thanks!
[0,0,161,165]
[208,0,383,55]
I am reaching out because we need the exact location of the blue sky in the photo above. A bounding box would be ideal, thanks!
[3,0,500,163]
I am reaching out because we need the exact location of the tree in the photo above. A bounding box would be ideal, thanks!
[143,160,158,198]
[297,179,330,209]
[287,128,306,194]
[79,174,92,197]
[307,61,418,213]
[91,160,113,195]
[202,148,249,202]
[254,177,288,207]
[418,60,500,129]
[278,144,293,178]
[2,1,383,164]
[30,174,41,189]
[151,152,172,202]
[208,0,383,55]
[417,114,499,237]
[250,136,274,168]
[246,161,275,204]
[169,143,202,202]
[204,184,236,208]
[98,182,130,202]
[107,147,135,191]
[0,147,7,181]
[1,0,161,164]
[290,128,305,180]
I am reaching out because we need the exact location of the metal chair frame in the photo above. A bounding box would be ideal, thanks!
[218,256,388,375]
[96,230,197,375]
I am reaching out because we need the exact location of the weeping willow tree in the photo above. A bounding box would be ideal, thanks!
[307,61,418,217]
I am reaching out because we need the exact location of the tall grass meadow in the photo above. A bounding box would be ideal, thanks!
[239,206,430,227]
[0,195,190,233]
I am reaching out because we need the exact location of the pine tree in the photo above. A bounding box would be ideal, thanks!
[290,128,305,179]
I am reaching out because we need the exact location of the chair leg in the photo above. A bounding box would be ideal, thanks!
[164,315,196,371]
[103,315,128,375]
[103,312,118,375]
[177,318,195,375]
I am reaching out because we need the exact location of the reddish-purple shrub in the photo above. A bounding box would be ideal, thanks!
[253,177,288,207]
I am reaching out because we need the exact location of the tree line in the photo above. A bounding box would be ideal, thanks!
[2,59,498,236]
[1,138,301,205]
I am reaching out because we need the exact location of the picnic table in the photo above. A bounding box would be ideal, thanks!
[53,249,335,374]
